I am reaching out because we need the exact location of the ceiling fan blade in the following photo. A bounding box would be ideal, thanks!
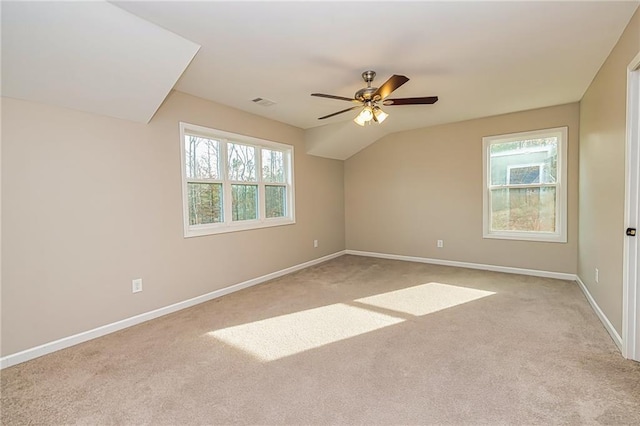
[318,106,360,120]
[373,75,409,100]
[311,93,360,103]
[383,96,439,106]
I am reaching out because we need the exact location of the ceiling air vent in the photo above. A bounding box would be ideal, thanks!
[252,97,276,107]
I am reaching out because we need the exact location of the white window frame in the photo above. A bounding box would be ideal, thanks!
[180,122,295,238]
[482,127,568,243]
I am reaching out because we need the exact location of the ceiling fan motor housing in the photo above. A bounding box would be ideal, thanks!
[355,70,379,101]
[355,87,378,102]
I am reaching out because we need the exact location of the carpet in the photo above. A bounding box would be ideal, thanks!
[2,255,639,424]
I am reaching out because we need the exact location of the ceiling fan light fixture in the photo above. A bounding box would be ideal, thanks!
[373,106,388,123]
[354,106,373,126]
[353,113,368,126]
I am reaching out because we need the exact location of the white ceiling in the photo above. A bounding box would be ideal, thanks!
[2,1,638,159]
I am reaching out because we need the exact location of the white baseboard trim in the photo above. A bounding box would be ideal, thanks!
[5,250,618,369]
[345,250,577,281]
[0,251,346,369]
[575,275,623,351]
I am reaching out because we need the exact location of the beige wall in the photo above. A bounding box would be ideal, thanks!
[579,9,640,335]
[345,103,580,274]
[1,91,345,356]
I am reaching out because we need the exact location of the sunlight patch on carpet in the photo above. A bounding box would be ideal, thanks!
[209,303,404,362]
[354,282,495,316]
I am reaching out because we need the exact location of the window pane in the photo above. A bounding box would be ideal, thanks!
[490,187,556,232]
[265,185,286,218]
[232,184,258,221]
[490,137,557,185]
[262,149,285,183]
[508,165,540,184]
[188,183,222,225]
[228,143,256,181]
[185,136,220,179]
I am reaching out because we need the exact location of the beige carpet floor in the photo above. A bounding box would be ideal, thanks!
[2,255,640,425]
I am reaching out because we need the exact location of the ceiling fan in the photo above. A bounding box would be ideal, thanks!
[311,70,438,126]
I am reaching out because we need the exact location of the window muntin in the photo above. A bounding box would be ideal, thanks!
[483,127,567,242]
[180,123,295,237]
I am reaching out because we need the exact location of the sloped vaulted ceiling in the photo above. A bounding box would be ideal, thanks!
[1,1,200,123]
[2,1,638,158]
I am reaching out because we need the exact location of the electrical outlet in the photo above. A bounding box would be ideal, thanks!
[313,239,318,248]
[132,278,143,293]
[595,268,599,284]
[437,240,444,248]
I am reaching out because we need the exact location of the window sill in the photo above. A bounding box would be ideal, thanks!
[483,231,567,243]
[184,218,296,238]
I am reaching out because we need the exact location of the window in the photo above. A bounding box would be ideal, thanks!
[482,127,567,242]
[180,122,295,237]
